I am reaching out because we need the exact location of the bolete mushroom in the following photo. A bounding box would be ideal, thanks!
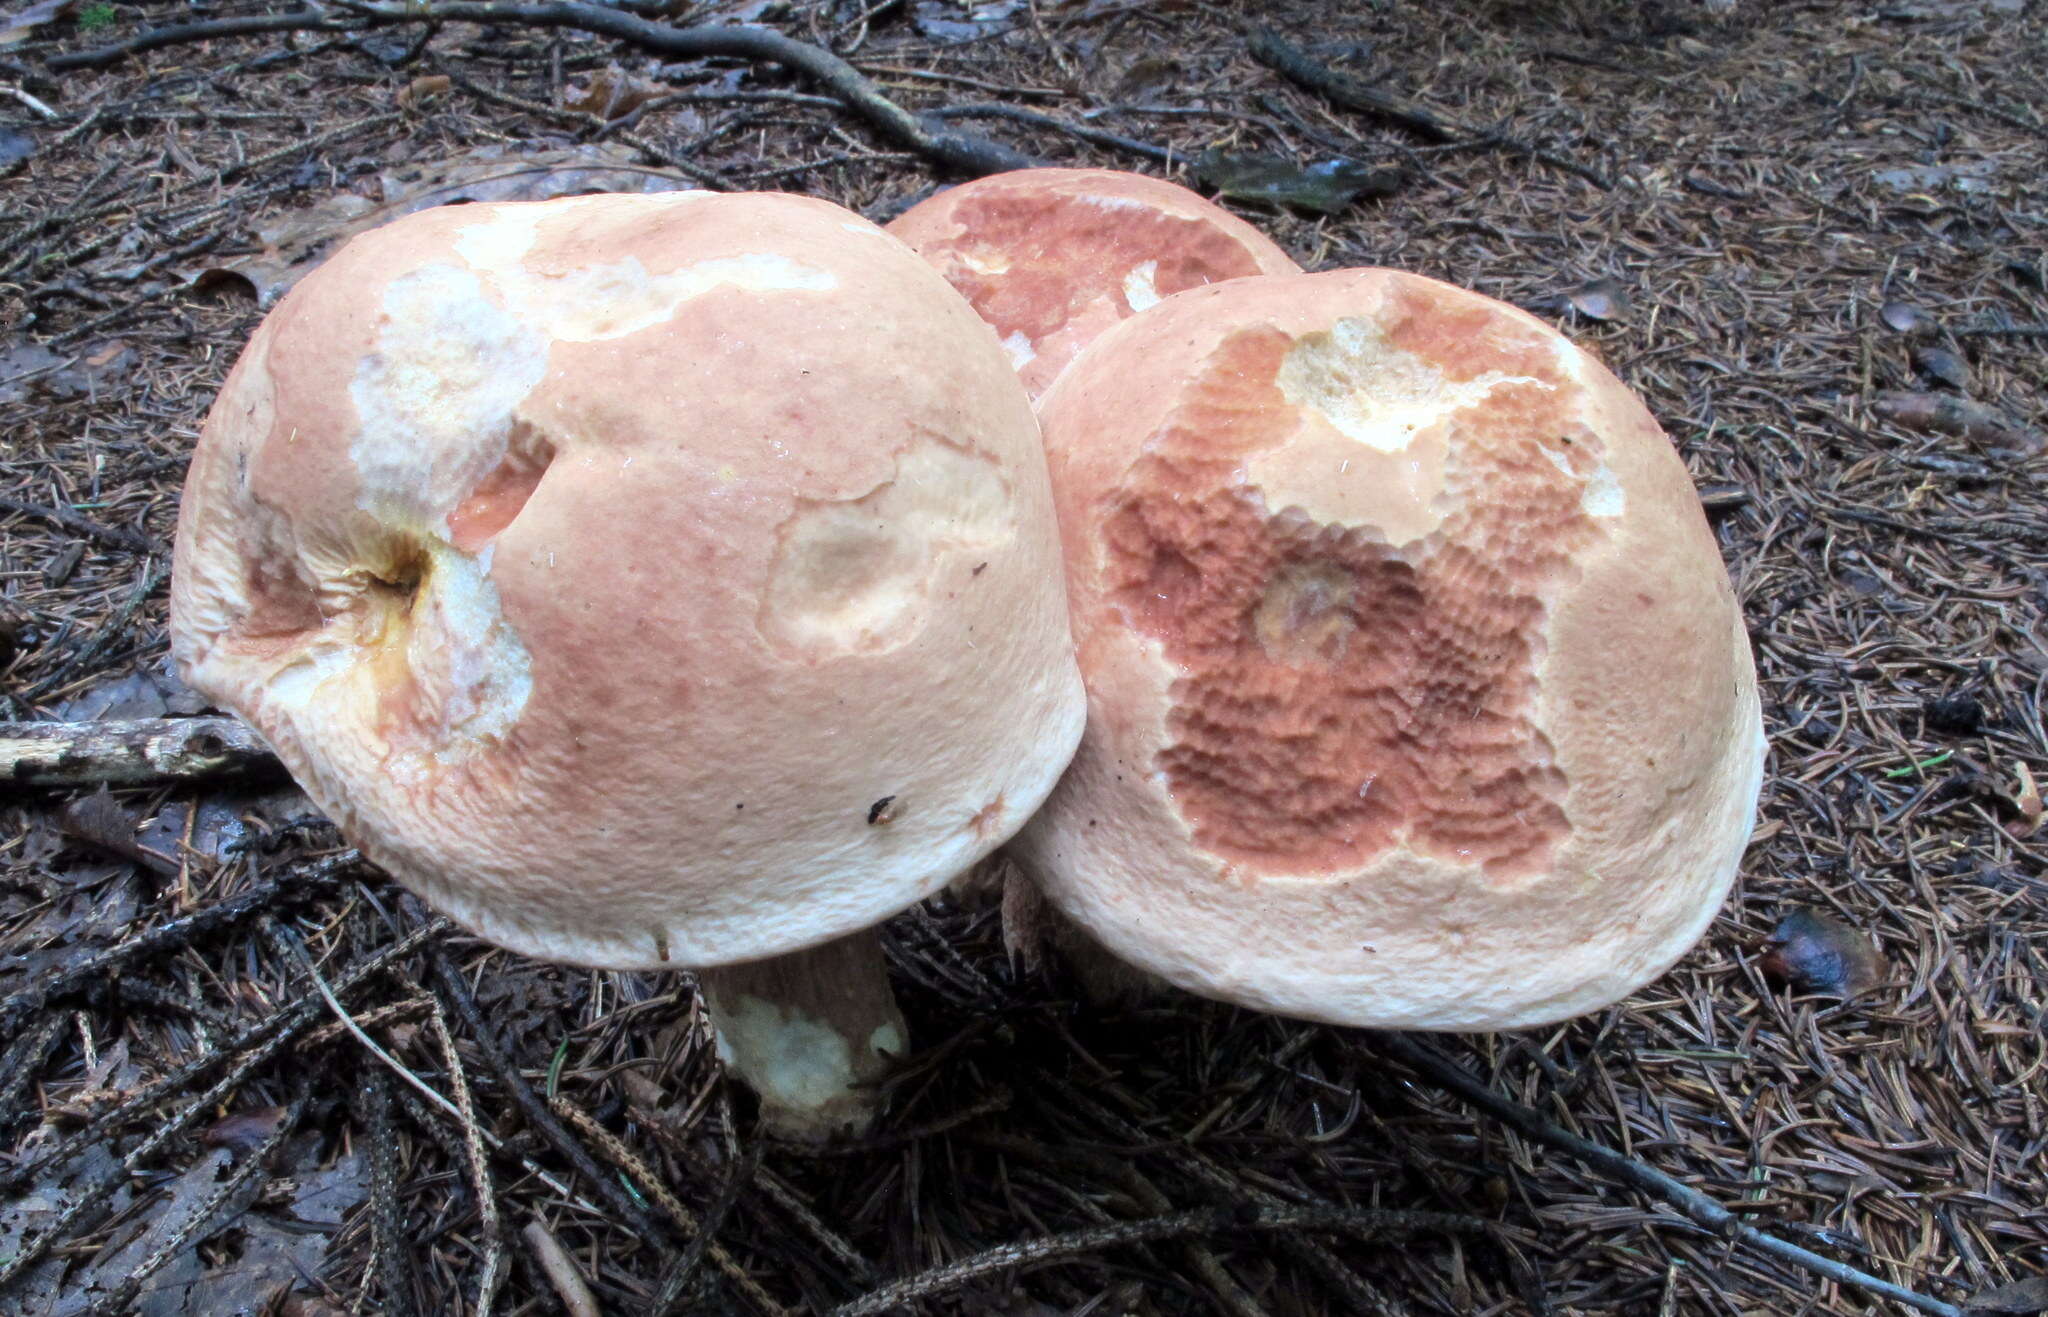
[171,190,1087,1137]
[1010,268,1765,1029]
[886,167,1301,399]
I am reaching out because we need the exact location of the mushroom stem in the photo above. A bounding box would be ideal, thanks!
[694,927,907,1142]
[1000,867,1170,1006]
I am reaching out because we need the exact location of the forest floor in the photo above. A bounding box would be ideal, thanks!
[2,0,2045,1313]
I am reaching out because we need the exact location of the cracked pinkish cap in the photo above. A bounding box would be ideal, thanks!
[886,168,1301,400]
[171,190,1087,971]
[1012,267,1765,1030]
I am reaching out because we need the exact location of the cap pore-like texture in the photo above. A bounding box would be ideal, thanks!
[1012,268,1765,1030]
[172,191,1086,970]
[885,168,1300,399]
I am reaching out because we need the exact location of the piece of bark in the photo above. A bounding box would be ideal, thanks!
[1,716,281,788]
[1872,391,2045,456]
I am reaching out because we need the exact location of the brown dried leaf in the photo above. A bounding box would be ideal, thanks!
[60,789,180,877]
[1872,390,2045,457]
[1758,908,1882,997]
[395,73,453,109]
[1110,56,1180,103]
[562,64,668,119]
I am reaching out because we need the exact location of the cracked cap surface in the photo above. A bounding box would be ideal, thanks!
[172,191,1087,970]
[1012,267,1765,1029]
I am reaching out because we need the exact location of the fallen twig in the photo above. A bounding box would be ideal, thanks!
[826,1203,1493,1317]
[52,1,1042,177]
[0,715,279,787]
[525,1219,603,1317]
[928,103,1172,163]
[44,9,360,70]
[0,494,161,554]
[1248,30,1611,190]
[1372,1033,1967,1317]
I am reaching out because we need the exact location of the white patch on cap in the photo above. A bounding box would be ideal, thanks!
[499,254,836,342]
[761,436,1012,657]
[264,640,355,712]
[1580,463,1625,518]
[454,206,836,342]
[1122,260,1162,312]
[409,542,534,756]
[957,248,1011,277]
[1277,317,1539,454]
[1000,330,1037,370]
[350,265,550,528]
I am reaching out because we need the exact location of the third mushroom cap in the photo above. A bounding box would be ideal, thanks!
[1011,266,1767,1030]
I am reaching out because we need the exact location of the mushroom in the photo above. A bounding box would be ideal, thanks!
[171,190,1087,1138]
[886,167,1301,400]
[1010,267,1765,1029]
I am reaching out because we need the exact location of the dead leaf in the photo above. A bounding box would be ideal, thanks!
[1194,150,1403,214]
[1966,1274,2048,1314]
[1110,56,1179,103]
[1912,345,1970,390]
[0,338,69,404]
[203,1106,289,1154]
[1568,276,1633,322]
[2005,762,2043,839]
[1872,161,1999,194]
[395,74,453,109]
[208,144,701,307]
[287,1153,367,1226]
[0,0,74,45]
[0,1145,128,1311]
[1908,346,1974,391]
[1879,300,1926,333]
[1872,390,2045,457]
[563,64,668,119]
[52,1147,255,1317]
[912,0,1024,44]
[0,127,34,170]
[60,789,171,875]
[1758,908,1882,997]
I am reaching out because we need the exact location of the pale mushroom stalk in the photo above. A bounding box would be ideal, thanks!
[694,928,907,1141]
[169,190,1086,1143]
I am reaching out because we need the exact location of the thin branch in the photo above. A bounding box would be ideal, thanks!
[0,494,161,554]
[52,1,1041,176]
[827,1203,1493,1317]
[1248,29,1612,190]
[0,716,280,788]
[928,103,1171,163]
[1372,1033,1966,1317]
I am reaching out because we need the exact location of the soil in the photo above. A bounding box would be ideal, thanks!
[2,1,2045,1314]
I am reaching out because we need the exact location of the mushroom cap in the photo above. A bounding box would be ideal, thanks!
[172,191,1087,971]
[1011,268,1765,1030]
[885,168,1300,399]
